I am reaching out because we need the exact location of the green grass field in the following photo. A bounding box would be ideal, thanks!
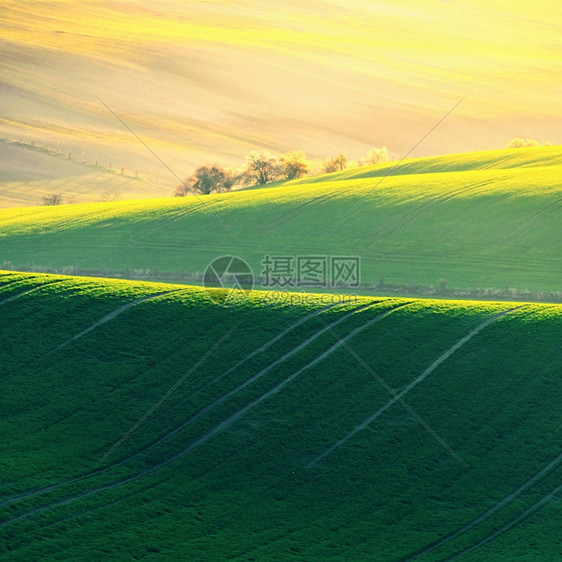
[1,271,561,560]
[2,3,561,559]
[0,146,560,298]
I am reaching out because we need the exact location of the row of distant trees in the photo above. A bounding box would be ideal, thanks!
[175,147,390,196]
[174,151,312,196]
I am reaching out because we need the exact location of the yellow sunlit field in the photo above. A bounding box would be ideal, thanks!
[1,0,560,176]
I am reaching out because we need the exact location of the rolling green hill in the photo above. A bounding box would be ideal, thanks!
[0,146,560,299]
[1,271,561,560]
[293,144,562,183]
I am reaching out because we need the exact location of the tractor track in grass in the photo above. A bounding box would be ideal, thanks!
[256,192,340,234]
[2,307,351,534]
[307,306,523,468]
[0,279,65,306]
[27,208,121,232]
[122,301,381,463]
[0,289,183,502]
[0,301,348,509]
[0,275,39,289]
[448,480,562,560]
[122,201,219,244]
[406,442,562,560]
[1,290,180,378]
[49,291,179,352]
[366,178,500,242]
[492,195,562,248]
[5,436,254,540]
[0,301,408,527]
[145,302,344,427]
[1,301,373,512]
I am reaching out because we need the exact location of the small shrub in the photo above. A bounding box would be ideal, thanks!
[41,193,64,206]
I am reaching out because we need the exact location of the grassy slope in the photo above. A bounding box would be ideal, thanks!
[0,146,560,295]
[1,271,562,560]
[323,144,562,178]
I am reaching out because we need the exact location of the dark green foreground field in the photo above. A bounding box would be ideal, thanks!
[1,272,561,560]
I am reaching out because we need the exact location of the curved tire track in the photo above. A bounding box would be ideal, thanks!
[0,290,179,503]
[307,306,522,468]
[449,480,562,560]
[1,290,180,378]
[492,196,562,248]
[367,178,501,242]
[0,279,65,306]
[124,302,381,463]
[407,450,562,560]
[159,302,412,465]
[0,301,407,527]
[145,302,343,426]
[0,275,39,290]
[0,302,347,509]
[256,192,340,234]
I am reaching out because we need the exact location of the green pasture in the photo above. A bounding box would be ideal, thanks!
[1,272,561,560]
[0,146,560,297]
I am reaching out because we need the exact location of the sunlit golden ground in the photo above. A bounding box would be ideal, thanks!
[0,0,560,179]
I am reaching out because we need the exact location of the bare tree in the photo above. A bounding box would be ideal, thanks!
[323,152,348,173]
[42,193,64,206]
[279,151,310,180]
[334,153,348,170]
[175,164,232,196]
[243,151,279,185]
[363,146,389,165]
[322,158,338,174]
[221,169,240,192]
[174,183,189,197]
[101,191,120,202]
